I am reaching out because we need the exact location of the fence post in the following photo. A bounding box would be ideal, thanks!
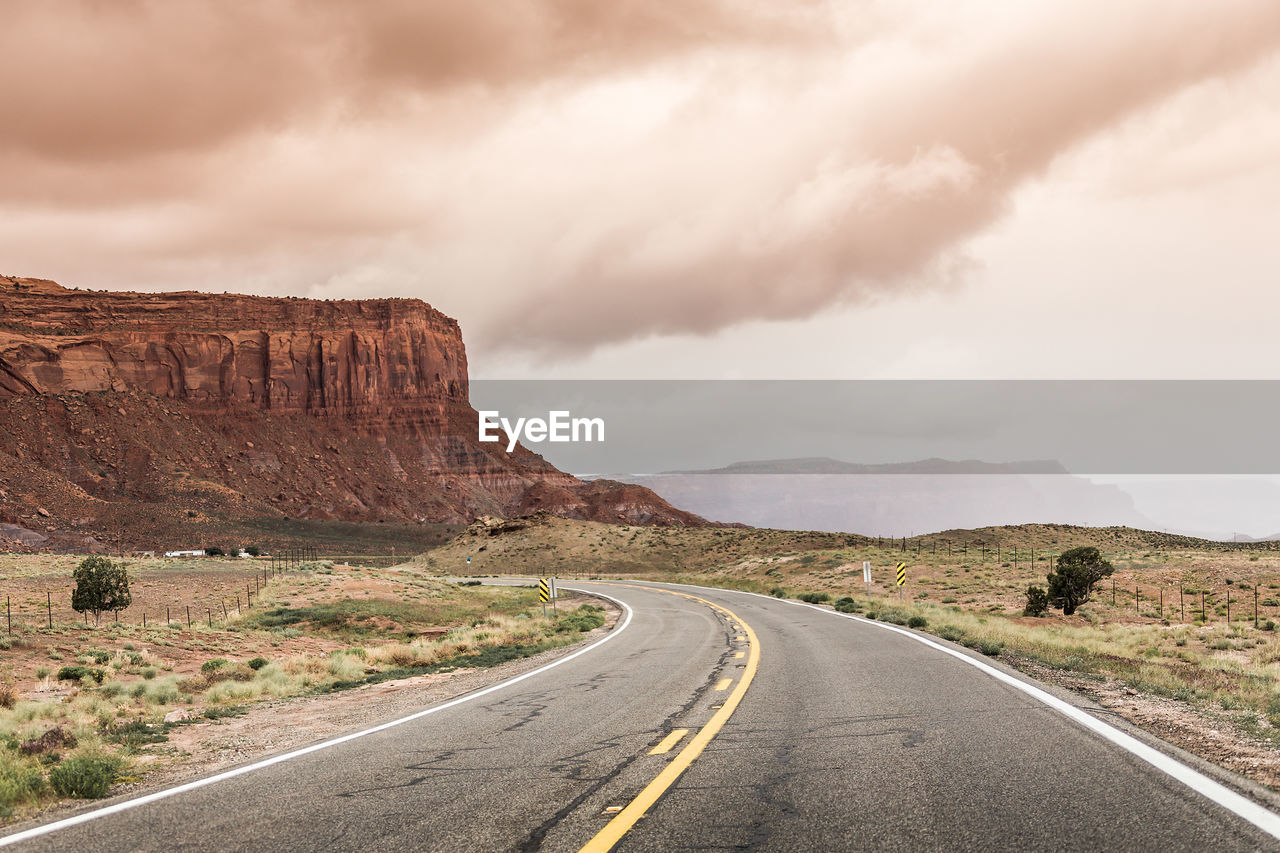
[142,612,146,628]
[47,592,52,629]
[1228,587,1231,622]
[187,605,191,628]
[1255,585,1259,628]
[6,595,9,635]
[221,600,227,620]
[167,606,170,626]
[207,609,212,627]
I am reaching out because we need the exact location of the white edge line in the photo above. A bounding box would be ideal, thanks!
[625,579,1280,841]
[0,587,632,848]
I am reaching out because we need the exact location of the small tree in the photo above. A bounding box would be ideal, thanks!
[243,545,261,557]
[204,546,224,557]
[1046,546,1113,616]
[71,557,132,626]
[1023,585,1049,617]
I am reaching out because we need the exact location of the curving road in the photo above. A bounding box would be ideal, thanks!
[5,580,1280,852]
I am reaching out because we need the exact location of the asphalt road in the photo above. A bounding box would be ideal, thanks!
[6,580,1280,852]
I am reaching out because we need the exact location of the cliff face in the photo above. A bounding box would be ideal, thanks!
[0,276,703,549]
[0,277,467,422]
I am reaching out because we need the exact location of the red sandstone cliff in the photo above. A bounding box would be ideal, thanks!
[0,276,704,549]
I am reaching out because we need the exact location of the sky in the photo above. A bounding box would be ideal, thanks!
[4,1,1280,380]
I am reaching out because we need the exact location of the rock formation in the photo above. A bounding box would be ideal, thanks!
[0,276,704,549]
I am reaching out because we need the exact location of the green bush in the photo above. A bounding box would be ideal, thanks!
[833,597,861,613]
[907,615,928,629]
[201,658,230,674]
[49,754,122,799]
[56,666,104,684]
[84,650,111,665]
[937,625,965,643]
[1023,585,1049,617]
[204,546,225,557]
[769,587,787,598]
[0,758,45,816]
[555,607,606,633]
[247,657,269,671]
[971,638,1003,657]
[796,592,831,604]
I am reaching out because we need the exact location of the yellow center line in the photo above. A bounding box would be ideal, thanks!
[647,729,690,756]
[578,585,761,853]
[714,678,732,691]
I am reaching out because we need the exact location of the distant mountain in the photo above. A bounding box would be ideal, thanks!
[606,457,1157,536]
[661,457,1070,476]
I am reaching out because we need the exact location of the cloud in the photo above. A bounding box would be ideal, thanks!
[1,1,1278,360]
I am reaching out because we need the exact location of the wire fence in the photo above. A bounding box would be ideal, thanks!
[3,555,318,635]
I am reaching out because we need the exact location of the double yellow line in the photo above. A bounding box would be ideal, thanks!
[578,588,761,853]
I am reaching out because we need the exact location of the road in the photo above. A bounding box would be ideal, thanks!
[5,580,1280,852]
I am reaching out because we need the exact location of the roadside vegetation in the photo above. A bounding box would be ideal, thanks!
[0,556,610,822]
[425,514,1280,780]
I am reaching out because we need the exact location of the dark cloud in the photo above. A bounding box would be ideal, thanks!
[0,2,1277,361]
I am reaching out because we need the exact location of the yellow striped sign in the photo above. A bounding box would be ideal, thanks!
[895,562,907,586]
[538,578,550,602]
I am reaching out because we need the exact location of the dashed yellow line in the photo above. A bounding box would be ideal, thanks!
[647,729,690,755]
[714,678,732,691]
[733,651,744,659]
[577,587,761,853]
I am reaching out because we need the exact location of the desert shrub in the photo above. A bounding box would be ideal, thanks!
[970,638,1003,657]
[877,609,909,626]
[247,657,269,670]
[0,756,45,815]
[83,650,111,665]
[796,592,831,604]
[57,666,105,684]
[769,587,787,598]
[201,658,230,675]
[833,597,861,613]
[0,684,17,709]
[49,754,122,799]
[458,580,483,587]
[1263,598,1280,607]
[204,546,225,557]
[1023,585,1049,617]
[555,606,606,633]
[142,668,157,680]
[937,625,965,643]
[907,616,928,629]
[19,727,76,756]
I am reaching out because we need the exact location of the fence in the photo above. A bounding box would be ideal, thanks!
[4,559,305,635]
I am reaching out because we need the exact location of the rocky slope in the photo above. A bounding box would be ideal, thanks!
[0,276,703,550]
